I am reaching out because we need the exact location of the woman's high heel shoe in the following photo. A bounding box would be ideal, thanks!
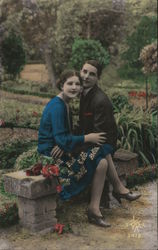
[87,210,111,228]
[112,191,141,204]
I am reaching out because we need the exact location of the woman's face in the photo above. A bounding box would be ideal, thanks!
[61,75,81,99]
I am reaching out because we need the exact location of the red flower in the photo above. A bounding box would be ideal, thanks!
[56,185,62,193]
[128,91,137,97]
[25,163,43,176]
[41,164,59,178]
[26,169,33,176]
[54,223,65,234]
[0,119,5,127]
[32,111,38,117]
[137,91,146,98]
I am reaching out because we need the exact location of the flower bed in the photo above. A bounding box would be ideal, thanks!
[0,202,18,227]
[0,179,18,227]
[0,140,37,169]
[126,165,158,188]
[0,98,44,129]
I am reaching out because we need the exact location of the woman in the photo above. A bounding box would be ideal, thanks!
[38,69,115,227]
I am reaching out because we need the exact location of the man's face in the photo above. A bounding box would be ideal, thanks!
[80,63,98,89]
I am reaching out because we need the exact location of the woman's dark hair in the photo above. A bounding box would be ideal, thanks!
[56,69,82,90]
[85,60,103,78]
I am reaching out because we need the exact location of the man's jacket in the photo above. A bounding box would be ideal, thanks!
[78,84,117,150]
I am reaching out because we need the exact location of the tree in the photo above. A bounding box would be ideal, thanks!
[1,30,26,79]
[0,0,127,86]
[119,16,157,80]
[69,38,109,70]
[139,41,157,109]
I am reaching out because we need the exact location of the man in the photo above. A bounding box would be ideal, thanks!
[79,60,117,151]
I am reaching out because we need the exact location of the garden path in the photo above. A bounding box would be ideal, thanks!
[0,181,157,250]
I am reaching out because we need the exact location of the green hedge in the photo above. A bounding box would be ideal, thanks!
[0,140,37,169]
[0,86,54,98]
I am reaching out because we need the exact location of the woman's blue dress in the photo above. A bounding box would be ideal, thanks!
[38,96,113,200]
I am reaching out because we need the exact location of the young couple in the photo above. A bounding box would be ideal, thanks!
[38,60,141,228]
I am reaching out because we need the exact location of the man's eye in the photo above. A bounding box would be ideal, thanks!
[83,70,87,74]
[76,82,80,86]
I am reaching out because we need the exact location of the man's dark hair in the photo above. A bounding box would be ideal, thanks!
[85,60,103,78]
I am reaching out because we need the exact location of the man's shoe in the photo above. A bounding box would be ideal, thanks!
[87,210,111,228]
[112,191,141,204]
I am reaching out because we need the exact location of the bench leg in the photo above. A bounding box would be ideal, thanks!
[18,195,57,232]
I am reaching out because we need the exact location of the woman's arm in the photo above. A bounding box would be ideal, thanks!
[51,103,106,153]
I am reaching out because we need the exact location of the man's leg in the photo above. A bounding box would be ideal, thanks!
[88,159,108,217]
[106,154,129,194]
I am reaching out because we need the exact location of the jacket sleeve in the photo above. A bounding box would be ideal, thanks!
[93,100,112,132]
[50,104,84,152]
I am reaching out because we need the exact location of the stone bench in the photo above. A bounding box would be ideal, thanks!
[4,171,58,233]
[3,149,139,231]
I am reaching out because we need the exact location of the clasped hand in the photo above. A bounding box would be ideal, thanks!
[51,132,106,159]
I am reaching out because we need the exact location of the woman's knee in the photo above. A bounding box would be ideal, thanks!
[97,159,108,171]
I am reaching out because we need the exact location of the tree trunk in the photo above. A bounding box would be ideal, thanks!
[44,50,56,88]
[145,76,148,110]
[87,13,91,39]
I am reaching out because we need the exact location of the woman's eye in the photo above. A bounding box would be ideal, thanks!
[90,72,96,76]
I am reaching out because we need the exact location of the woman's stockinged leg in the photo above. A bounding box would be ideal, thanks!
[88,159,108,217]
[106,154,129,194]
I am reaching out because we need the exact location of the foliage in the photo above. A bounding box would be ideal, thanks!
[115,105,157,165]
[0,97,44,129]
[69,38,110,71]
[0,201,18,227]
[111,93,133,113]
[0,140,37,169]
[14,147,42,170]
[118,16,157,80]
[1,30,26,79]
[126,165,158,188]
[0,85,55,99]
[0,178,18,227]
[139,41,157,74]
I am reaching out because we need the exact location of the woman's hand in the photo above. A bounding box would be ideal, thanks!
[84,132,106,146]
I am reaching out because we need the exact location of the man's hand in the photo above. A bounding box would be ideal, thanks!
[84,132,107,146]
[51,146,64,159]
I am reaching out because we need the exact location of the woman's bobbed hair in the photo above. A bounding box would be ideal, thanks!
[56,69,82,90]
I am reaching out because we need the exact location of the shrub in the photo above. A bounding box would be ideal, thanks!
[1,31,26,79]
[119,16,157,81]
[0,202,18,227]
[0,141,37,169]
[115,106,157,165]
[126,165,158,188]
[69,38,110,71]
[0,98,44,130]
[111,93,133,113]
[14,147,41,170]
